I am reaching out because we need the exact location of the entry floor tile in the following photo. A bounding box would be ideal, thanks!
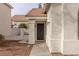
[30,42,51,56]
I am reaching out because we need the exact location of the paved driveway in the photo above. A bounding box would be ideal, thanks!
[30,41,51,56]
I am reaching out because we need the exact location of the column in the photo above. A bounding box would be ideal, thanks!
[28,20,35,44]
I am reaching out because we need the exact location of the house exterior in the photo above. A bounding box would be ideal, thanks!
[0,3,13,37]
[1,3,79,55]
[25,6,47,44]
[25,3,79,55]
[11,15,28,28]
[43,3,79,55]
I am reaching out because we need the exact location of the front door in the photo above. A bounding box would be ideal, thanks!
[37,23,44,40]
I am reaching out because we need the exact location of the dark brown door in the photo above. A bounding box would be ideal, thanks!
[37,23,44,40]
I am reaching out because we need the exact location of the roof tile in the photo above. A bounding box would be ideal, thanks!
[12,15,27,22]
[25,8,47,17]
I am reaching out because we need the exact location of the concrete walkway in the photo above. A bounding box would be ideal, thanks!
[30,42,51,56]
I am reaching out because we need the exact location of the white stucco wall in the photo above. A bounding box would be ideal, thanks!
[0,3,11,37]
[47,3,79,55]
[63,3,79,55]
[46,3,63,53]
[28,20,36,44]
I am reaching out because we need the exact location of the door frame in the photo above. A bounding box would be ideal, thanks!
[35,21,46,41]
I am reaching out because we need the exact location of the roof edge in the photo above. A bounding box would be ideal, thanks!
[3,3,13,9]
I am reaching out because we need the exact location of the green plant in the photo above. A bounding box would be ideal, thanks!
[0,34,4,40]
[18,23,28,29]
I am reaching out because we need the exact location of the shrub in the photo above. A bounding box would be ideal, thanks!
[18,23,28,29]
[0,34,4,40]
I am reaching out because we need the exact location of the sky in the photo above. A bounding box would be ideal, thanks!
[10,3,39,16]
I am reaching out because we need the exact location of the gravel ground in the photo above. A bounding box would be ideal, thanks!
[0,40,33,56]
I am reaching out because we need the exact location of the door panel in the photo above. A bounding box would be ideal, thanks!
[37,23,44,40]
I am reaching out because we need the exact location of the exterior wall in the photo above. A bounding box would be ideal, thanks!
[11,21,29,42]
[46,4,63,53]
[47,3,79,55]
[63,3,79,55]
[28,20,36,44]
[0,3,11,37]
